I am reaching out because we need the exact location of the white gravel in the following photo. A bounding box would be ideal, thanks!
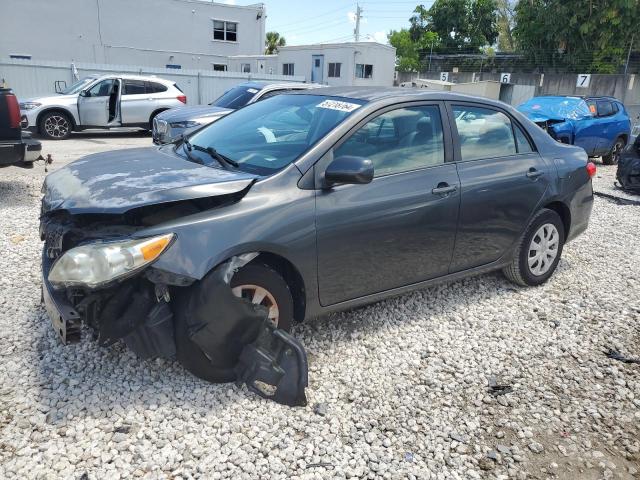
[0,134,639,479]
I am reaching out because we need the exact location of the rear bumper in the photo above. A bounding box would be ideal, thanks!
[0,136,41,166]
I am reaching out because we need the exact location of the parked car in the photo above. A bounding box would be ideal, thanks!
[0,86,41,168]
[20,74,186,140]
[41,88,595,389]
[518,95,631,165]
[152,81,321,144]
[617,134,640,191]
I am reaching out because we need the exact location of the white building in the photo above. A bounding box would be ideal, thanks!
[274,42,396,87]
[227,54,279,75]
[0,0,266,70]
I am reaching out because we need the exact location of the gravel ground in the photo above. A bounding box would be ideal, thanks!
[0,134,639,479]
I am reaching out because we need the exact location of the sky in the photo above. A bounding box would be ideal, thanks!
[225,1,432,46]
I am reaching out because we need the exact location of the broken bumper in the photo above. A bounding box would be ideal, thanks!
[41,251,308,406]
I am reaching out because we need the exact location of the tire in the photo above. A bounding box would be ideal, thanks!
[602,137,625,165]
[503,208,565,287]
[174,263,294,383]
[38,111,72,140]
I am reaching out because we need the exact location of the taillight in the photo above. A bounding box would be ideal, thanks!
[586,162,597,178]
[177,95,187,104]
[6,93,20,129]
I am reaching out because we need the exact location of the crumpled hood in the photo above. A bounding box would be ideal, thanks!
[518,96,592,123]
[156,105,233,123]
[43,147,258,214]
[525,113,567,123]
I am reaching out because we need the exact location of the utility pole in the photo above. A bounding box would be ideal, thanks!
[624,33,635,76]
[354,3,362,42]
[428,41,434,72]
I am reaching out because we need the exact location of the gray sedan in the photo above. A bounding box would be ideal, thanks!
[41,88,595,395]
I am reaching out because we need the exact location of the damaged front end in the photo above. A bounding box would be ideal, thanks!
[40,210,308,407]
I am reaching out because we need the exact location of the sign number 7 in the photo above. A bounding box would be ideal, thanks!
[577,74,591,88]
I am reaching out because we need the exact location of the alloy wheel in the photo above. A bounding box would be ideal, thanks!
[231,284,280,326]
[528,223,560,276]
[44,115,70,138]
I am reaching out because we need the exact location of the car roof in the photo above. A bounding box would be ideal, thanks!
[291,86,512,107]
[92,73,174,84]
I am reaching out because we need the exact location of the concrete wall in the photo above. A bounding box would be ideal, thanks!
[277,43,396,87]
[0,0,266,70]
[0,59,305,104]
[397,71,640,120]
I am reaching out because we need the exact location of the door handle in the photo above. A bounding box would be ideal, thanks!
[432,183,457,195]
[526,168,544,179]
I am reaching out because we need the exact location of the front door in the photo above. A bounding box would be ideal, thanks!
[448,103,551,272]
[78,78,115,126]
[315,103,460,306]
[311,55,324,83]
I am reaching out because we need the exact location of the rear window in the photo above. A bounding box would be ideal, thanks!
[146,82,167,93]
[210,85,260,109]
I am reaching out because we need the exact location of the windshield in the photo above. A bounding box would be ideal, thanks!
[60,77,97,95]
[210,85,262,109]
[184,94,365,175]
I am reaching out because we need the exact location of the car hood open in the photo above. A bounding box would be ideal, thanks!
[42,147,258,214]
[156,105,233,123]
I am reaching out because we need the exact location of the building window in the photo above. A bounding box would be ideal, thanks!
[355,64,373,79]
[213,20,237,42]
[9,54,32,60]
[282,63,295,76]
[241,63,251,73]
[213,64,228,72]
[166,64,181,70]
[328,62,341,78]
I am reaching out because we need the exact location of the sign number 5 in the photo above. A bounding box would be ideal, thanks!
[577,74,591,88]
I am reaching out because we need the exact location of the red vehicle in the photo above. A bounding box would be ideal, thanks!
[0,86,41,168]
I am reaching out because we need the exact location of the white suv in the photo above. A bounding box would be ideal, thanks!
[20,74,186,140]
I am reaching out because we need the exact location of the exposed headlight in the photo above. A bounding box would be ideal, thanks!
[48,233,174,289]
[19,102,42,111]
[170,120,202,129]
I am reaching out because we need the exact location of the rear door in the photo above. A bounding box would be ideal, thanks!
[448,102,550,272]
[121,79,152,125]
[315,102,461,306]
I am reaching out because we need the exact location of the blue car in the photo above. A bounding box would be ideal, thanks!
[518,96,631,165]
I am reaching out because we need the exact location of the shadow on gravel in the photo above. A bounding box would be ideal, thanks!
[0,179,37,206]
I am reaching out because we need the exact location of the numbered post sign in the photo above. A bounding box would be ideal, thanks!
[500,73,511,84]
[577,74,591,88]
[440,72,449,82]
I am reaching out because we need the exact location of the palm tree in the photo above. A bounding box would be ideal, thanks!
[265,32,286,54]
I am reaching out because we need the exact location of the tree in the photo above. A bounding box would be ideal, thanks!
[409,0,498,53]
[388,29,422,72]
[265,32,286,54]
[495,0,516,51]
[514,0,639,73]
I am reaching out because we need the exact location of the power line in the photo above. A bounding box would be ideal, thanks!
[268,4,351,30]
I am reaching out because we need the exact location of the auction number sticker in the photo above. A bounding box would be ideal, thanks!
[247,88,259,93]
[317,99,361,112]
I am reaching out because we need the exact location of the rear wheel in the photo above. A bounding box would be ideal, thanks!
[602,137,625,165]
[503,209,565,287]
[39,111,72,140]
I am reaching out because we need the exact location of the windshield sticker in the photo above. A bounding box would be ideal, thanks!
[317,100,361,113]
[247,88,259,94]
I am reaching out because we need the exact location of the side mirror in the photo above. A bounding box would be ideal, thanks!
[79,89,89,97]
[324,155,374,187]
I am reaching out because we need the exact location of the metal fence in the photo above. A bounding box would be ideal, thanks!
[0,59,306,104]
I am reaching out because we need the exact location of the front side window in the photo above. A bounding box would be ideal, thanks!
[63,77,97,95]
[213,20,237,42]
[283,63,295,76]
[453,106,517,161]
[123,80,146,95]
[335,105,445,177]
[328,63,341,78]
[355,64,373,79]
[87,79,115,97]
[187,95,364,176]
